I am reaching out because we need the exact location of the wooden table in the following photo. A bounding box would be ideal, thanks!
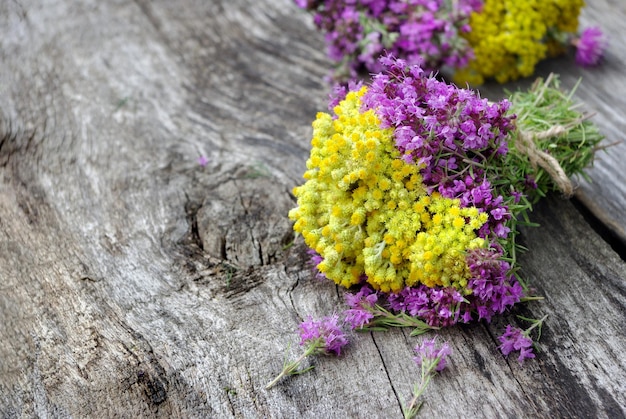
[1,1,624,417]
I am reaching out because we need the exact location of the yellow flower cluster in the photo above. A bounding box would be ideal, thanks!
[455,0,584,84]
[289,88,488,293]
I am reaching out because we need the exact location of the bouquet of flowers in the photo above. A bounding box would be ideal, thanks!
[295,0,607,83]
[267,56,603,415]
[457,0,607,84]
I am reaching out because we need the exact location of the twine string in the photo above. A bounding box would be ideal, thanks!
[516,125,574,197]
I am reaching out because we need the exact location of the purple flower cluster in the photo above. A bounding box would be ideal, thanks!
[450,175,511,238]
[299,314,349,355]
[465,248,524,322]
[198,155,209,166]
[343,285,378,329]
[328,79,364,111]
[345,256,523,329]
[385,251,522,327]
[388,285,464,327]
[498,325,535,364]
[294,0,482,80]
[266,315,350,388]
[413,338,451,372]
[575,27,607,67]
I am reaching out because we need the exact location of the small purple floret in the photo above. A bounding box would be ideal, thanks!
[299,314,349,355]
[343,285,378,329]
[498,324,535,364]
[575,27,607,67]
[413,338,451,372]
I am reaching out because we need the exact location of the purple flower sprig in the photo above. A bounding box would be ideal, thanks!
[498,314,548,365]
[574,27,608,67]
[402,338,452,419]
[343,286,438,336]
[266,314,348,389]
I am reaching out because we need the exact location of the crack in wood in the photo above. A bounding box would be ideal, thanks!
[183,199,204,253]
[120,332,169,407]
[193,173,294,270]
[370,332,404,417]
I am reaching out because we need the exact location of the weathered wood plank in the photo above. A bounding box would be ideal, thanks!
[1,0,625,418]
[569,4,626,245]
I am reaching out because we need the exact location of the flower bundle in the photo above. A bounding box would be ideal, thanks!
[295,0,607,84]
[289,56,601,329]
[267,57,602,405]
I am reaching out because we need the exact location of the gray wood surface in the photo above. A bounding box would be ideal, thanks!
[1,0,624,417]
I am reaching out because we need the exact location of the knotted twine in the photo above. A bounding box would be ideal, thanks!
[515,125,574,197]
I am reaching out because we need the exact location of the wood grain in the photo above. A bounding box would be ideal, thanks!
[1,0,625,417]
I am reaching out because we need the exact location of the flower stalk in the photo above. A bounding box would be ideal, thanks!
[402,338,451,418]
[265,343,319,389]
[355,304,438,336]
[266,315,348,389]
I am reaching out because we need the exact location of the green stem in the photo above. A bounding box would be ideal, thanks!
[402,356,442,418]
[523,314,548,335]
[519,296,545,302]
[359,305,437,335]
[265,345,317,389]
